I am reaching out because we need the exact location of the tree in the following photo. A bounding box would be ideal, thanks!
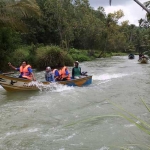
[0,0,41,31]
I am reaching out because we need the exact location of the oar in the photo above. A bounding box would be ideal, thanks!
[0,72,15,75]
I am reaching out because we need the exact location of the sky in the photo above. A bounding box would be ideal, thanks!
[89,0,148,26]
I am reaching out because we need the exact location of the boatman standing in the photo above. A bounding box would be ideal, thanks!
[8,61,36,81]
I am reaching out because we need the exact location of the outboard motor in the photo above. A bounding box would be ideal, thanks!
[81,72,87,76]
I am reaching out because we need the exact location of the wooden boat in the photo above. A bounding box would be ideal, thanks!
[138,57,148,63]
[0,74,92,91]
[128,54,134,59]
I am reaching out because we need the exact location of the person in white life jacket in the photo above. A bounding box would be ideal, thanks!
[45,66,55,82]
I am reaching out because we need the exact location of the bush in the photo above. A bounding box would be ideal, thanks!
[0,28,22,71]
[35,46,74,70]
[10,48,30,66]
[71,53,91,62]
[69,48,91,62]
[69,48,80,55]
[64,54,74,66]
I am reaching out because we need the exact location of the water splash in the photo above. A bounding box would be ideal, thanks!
[27,81,74,92]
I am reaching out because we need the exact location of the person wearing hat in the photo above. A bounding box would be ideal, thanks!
[45,66,55,82]
[72,61,82,79]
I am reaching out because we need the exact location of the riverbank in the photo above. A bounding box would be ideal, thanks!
[2,45,129,71]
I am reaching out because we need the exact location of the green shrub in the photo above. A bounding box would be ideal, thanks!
[69,48,80,55]
[71,53,90,62]
[35,46,74,70]
[10,48,30,66]
[64,54,74,66]
[69,48,92,62]
[0,28,22,71]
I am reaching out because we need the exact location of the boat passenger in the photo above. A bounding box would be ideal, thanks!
[52,68,60,81]
[138,54,142,60]
[8,61,36,81]
[58,65,71,81]
[72,61,82,79]
[45,67,55,82]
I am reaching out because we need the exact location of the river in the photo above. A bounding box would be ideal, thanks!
[0,56,150,150]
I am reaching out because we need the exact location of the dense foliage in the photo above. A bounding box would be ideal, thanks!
[1,0,150,71]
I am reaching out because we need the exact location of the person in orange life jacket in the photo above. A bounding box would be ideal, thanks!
[72,61,82,79]
[52,68,60,81]
[8,61,36,81]
[58,65,70,81]
[45,66,55,82]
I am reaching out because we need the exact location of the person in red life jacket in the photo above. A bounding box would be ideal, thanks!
[8,61,36,81]
[58,65,71,81]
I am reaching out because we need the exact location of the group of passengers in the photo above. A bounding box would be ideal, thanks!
[8,61,83,82]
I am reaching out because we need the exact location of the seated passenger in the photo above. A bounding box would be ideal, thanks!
[138,54,142,60]
[72,61,82,79]
[58,65,70,81]
[45,66,55,82]
[52,68,60,81]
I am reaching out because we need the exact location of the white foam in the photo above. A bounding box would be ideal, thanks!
[27,81,74,92]
[98,146,109,150]
[93,73,128,81]
[124,124,135,128]
[0,128,39,140]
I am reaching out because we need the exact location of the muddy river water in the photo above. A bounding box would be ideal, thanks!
[0,56,150,150]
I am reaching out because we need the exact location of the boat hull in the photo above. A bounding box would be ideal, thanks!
[128,54,134,59]
[138,58,148,63]
[0,74,92,91]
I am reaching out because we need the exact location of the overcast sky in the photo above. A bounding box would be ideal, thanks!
[89,0,148,26]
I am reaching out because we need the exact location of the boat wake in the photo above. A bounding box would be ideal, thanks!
[93,73,129,81]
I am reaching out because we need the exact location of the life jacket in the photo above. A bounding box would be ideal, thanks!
[53,69,59,77]
[59,66,70,80]
[45,71,54,82]
[20,65,32,80]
